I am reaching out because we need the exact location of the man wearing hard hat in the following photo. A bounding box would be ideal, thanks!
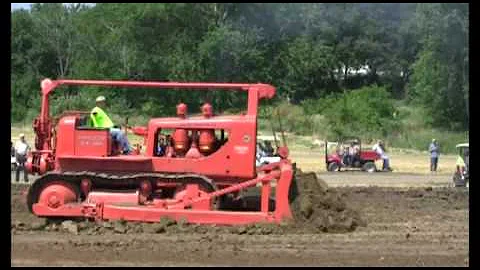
[91,96,132,154]
[14,133,30,182]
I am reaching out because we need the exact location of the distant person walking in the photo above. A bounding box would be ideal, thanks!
[429,139,439,172]
[14,134,30,182]
[373,140,392,171]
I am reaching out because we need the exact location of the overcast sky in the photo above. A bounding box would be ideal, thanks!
[11,3,32,11]
[11,3,96,11]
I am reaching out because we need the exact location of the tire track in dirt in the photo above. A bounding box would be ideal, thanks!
[318,172,454,187]
[12,231,467,266]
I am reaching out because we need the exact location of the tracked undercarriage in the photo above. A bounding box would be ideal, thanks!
[27,160,294,225]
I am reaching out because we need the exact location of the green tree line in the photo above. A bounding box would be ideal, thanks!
[11,3,468,133]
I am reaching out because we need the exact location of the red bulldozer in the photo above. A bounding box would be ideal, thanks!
[25,79,295,225]
[325,137,380,173]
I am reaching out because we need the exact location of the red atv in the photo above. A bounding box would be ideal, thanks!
[325,137,380,173]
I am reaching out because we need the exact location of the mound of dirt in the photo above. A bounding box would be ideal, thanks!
[288,170,366,233]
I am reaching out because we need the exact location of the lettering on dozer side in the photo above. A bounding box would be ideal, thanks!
[78,135,106,147]
[234,145,249,154]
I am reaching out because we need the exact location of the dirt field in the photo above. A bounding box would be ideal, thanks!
[11,171,469,266]
[290,149,457,175]
[318,171,456,188]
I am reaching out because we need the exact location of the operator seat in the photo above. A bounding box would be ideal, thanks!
[75,116,121,156]
[78,115,89,127]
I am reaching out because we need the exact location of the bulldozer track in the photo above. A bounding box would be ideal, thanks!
[26,171,217,214]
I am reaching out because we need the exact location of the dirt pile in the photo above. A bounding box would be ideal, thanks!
[288,170,366,233]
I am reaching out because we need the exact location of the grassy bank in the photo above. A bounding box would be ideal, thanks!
[12,122,457,175]
[257,99,468,154]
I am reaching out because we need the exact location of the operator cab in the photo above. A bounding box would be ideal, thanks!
[455,143,469,174]
[74,113,131,156]
[53,112,126,157]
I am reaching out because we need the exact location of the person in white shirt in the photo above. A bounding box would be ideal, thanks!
[372,140,392,171]
[336,145,346,166]
[351,141,360,165]
[14,133,30,182]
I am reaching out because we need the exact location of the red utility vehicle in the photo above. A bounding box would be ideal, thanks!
[25,79,294,225]
[325,137,380,173]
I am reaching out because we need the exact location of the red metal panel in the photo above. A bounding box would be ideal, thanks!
[55,116,77,156]
[261,182,270,213]
[31,203,275,225]
[101,206,274,225]
[57,155,153,172]
[360,150,380,161]
[33,203,85,217]
[146,115,257,179]
[87,191,139,205]
[272,161,294,221]
[327,154,342,164]
[75,129,110,157]
[58,119,256,179]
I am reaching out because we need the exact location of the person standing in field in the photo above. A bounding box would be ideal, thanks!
[373,140,392,171]
[429,139,439,172]
[14,133,30,182]
[351,140,360,165]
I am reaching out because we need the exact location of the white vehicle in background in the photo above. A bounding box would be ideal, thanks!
[256,155,281,167]
[453,143,469,188]
[256,135,281,166]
